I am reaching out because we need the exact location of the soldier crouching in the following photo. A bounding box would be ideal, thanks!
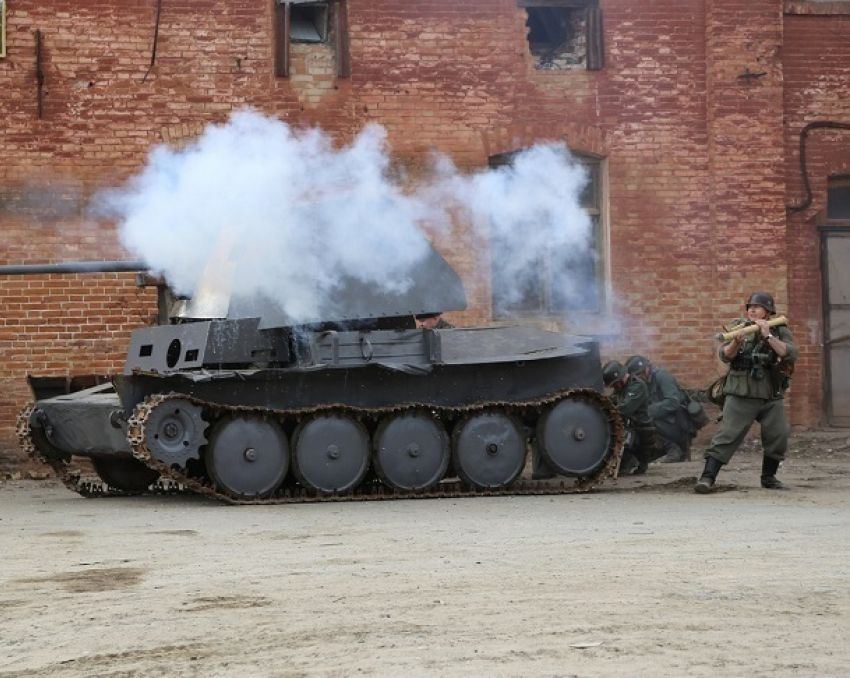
[602,360,661,476]
[625,354,696,463]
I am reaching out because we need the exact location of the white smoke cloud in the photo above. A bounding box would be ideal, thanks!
[429,146,595,313]
[100,109,595,323]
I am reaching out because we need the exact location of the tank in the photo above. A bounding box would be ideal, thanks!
[11,247,624,504]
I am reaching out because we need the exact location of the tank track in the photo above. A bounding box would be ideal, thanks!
[15,403,182,498]
[19,389,624,504]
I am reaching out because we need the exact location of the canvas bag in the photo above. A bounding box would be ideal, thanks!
[706,373,728,408]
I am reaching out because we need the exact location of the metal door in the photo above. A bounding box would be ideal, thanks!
[822,227,850,426]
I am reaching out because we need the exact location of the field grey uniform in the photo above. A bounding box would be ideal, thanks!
[614,375,660,474]
[643,366,692,461]
[705,320,797,465]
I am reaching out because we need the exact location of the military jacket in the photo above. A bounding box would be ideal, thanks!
[614,375,652,425]
[720,319,798,400]
[645,367,687,423]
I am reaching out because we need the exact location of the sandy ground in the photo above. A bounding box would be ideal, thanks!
[1,431,849,678]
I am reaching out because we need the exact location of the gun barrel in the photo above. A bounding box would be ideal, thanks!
[716,315,787,342]
[0,261,148,276]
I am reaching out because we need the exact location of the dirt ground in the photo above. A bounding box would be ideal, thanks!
[1,429,849,678]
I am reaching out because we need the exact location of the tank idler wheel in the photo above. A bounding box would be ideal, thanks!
[452,411,526,490]
[91,457,160,494]
[537,397,611,477]
[373,411,449,492]
[205,415,289,499]
[292,414,370,495]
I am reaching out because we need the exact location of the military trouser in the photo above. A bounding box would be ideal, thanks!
[658,435,688,461]
[705,395,790,464]
[654,417,691,461]
[655,416,692,450]
[636,421,661,463]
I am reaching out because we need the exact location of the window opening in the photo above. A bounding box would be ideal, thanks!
[275,0,349,78]
[291,3,329,43]
[827,176,850,220]
[517,1,603,71]
[488,151,603,318]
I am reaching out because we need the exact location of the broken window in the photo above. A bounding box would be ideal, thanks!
[274,0,350,78]
[488,151,603,318]
[827,176,850,220]
[517,0,603,71]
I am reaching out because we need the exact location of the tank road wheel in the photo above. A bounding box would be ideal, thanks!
[204,415,289,499]
[143,398,208,468]
[373,411,449,492]
[91,457,160,494]
[292,414,370,495]
[451,411,526,490]
[537,397,611,477]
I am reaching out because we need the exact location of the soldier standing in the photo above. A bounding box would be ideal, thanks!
[695,292,798,494]
[625,355,693,463]
[602,360,660,475]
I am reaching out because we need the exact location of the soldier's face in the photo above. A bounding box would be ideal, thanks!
[746,305,768,321]
[418,316,440,329]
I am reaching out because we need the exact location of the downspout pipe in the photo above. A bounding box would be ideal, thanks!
[0,261,149,275]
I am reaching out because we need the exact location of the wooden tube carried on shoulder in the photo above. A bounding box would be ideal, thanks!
[716,316,787,342]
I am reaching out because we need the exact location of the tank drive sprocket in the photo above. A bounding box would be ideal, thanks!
[129,396,208,468]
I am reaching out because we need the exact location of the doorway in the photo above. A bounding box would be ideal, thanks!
[821,226,850,426]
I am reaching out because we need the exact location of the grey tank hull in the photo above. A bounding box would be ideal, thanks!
[30,325,602,460]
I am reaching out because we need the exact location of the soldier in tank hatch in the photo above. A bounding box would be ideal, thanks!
[602,360,660,476]
[695,292,797,494]
[415,312,455,329]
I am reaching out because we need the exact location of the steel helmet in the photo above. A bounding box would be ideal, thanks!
[602,360,626,387]
[746,292,776,315]
[625,355,651,376]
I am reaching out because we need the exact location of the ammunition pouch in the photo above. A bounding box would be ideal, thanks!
[731,351,773,380]
[730,355,754,371]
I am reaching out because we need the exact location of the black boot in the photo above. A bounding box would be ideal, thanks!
[532,460,556,480]
[619,452,639,476]
[659,442,686,463]
[761,457,784,489]
[695,456,724,494]
[632,448,650,476]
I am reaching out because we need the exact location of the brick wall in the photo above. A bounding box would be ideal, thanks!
[783,1,850,428]
[1,0,848,465]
